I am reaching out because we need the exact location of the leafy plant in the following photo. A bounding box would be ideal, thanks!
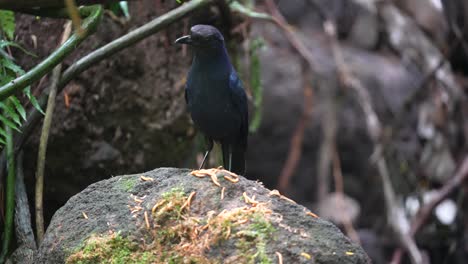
[0,11,15,40]
[0,11,43,148]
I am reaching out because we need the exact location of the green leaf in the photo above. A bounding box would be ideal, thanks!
[24,87,45,115]
[28,92,44,115]
[1,57,24,74]
[0,137,5,145]
[0,126,6,139]
[9,96,26,121]
[23,86,31,97]
[108,3,120,16]
[0,114,20,132]
[0,40,36,57]
[0,101,21,126]
[0,71,13,86]
[0,10,15,40]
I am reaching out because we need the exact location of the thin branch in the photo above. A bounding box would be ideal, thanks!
[392,155,468,263]
[391,37,460,136]
[0,117,15,264]
[65,0,84,36]
[263,0,317,70]
[441,0,468,59]
[0,5,103,101]
[278,77,313,192]
[0,0,216,182]
[58,0,216,89]
[35,21,72,244]
[248,0,318,195]
[234,0,337,202]
[411,156,468,235]
[323,18,423,264]
[0,0,133,10]
[14,152,37,262]
[316,83,337,201]
[231,0,318,70]
[332,148,360,244]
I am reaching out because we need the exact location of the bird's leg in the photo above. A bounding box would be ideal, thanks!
[228,145,233,172]
[199,151,210,170]
[199,137,214,170]
[191,142,239,187]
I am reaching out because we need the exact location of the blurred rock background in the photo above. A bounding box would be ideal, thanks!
[1,0,467,263]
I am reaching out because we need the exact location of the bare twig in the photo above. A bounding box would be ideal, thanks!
[391,37,461,136]
[0,112,15,264]
[65,0,84,36]
[441,0,468,58]
[381,3,462,102]
[332,149,360,244]
[0,0,137,10]
[35,22,72,243]
[263,0,317,71]
[411,156,468,234]
[14,152,37,262]
[323,18,423,264]
[0,0,216,184]
[278,70,313,193]
[392,155,468,263]
[233,0,320,193]
[316,79,337,201]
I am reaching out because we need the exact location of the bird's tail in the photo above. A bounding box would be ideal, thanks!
[222,143,246,175]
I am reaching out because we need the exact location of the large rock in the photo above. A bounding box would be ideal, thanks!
[38,168,370,263]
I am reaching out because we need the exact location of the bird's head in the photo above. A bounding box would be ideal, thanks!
[175,24,225,50]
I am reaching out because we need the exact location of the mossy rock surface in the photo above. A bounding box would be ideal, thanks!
[38,168,370,263]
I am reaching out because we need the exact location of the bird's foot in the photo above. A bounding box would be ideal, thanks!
[190,166,239,187]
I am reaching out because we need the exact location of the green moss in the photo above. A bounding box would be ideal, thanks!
[161,187,185,200]
[68,187,277,264]
[235,212,275,264]
[66,233,157,264]
[116,177,137,192]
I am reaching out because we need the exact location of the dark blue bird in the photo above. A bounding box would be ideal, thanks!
[175,25,248,175]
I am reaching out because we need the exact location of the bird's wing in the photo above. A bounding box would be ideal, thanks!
[229,70,249,148]
[184,76,190,105]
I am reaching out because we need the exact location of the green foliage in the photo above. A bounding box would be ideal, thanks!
[0,14,44,148]
[24,87,45,115]
[236,212,275,264]
[0,40,36,56]
[0,10,15,40]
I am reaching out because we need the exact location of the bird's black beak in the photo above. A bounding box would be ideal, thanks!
[175,35,192,45]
